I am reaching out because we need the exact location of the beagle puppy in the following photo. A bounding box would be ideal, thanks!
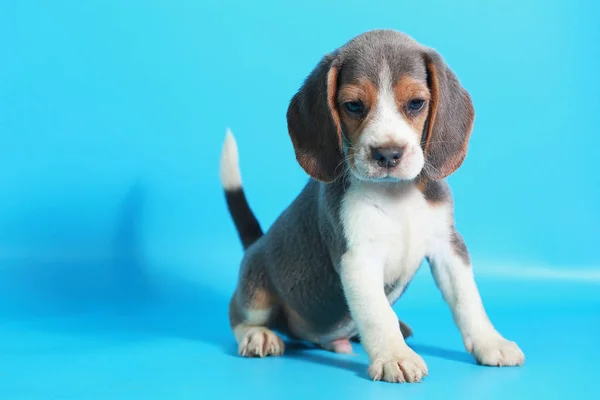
[219,29,524,383]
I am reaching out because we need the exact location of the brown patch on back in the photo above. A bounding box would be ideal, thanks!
[394,75,431,138]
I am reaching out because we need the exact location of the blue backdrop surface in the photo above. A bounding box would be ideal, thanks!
[0,0,599,399]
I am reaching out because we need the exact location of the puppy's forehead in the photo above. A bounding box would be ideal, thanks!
[338,30,427,86]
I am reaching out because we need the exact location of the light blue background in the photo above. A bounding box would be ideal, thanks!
[1,1,599,399]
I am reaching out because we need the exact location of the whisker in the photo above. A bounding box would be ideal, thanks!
[333,153,354,177]
[423,161,442,176]
[423,139,462,145]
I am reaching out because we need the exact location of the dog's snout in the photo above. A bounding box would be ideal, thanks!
[371,146,404,169]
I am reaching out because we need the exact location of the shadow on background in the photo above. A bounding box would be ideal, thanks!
[410,343,475,365]
[0,182,233,352]
[281,338,475,381]
[0,182,154,315]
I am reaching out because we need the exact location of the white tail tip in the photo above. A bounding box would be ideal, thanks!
[220,128,242,190]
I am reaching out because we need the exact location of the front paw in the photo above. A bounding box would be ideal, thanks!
[470,337,525,367]
[368,348,428,383]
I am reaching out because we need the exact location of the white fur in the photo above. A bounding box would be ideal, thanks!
[340,180,438,358]
[352,65,425,181]
[233,306,284,357]
[339,175,524,379]
[244,308,272,326]
[234,326,284,357]
[427,240,525,365]
[336,64,524,372]
[220,128,242,190]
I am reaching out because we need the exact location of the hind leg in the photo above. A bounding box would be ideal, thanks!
[234,324,284,357]
[321,339,354,354]
[229,260,284,358]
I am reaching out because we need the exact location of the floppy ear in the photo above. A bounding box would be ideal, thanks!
[421,50,475,180]
[286,53,344,183]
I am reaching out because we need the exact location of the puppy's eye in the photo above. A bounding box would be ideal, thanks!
[343,101,365,115]
[407,99,425,112]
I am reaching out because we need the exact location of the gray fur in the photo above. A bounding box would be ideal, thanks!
[287,30,430,183]
[450,229,471,266]
[287,29,474,183]
[420,178,452,203]
[420,51,475,180]
[228,29,475,349]
[237,179,351,338]
[337,30,429,87]
[287,54,344,183]
[233,176,417,342]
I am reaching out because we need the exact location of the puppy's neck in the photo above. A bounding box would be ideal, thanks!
[346,174,415,196]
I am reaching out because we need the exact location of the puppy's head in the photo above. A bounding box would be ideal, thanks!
[287,30,475,183]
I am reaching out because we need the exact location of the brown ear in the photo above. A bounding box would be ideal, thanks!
[421,51,475,180]
[286,53,344,183]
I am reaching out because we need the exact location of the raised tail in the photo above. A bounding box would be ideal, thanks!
[220,128,264,250]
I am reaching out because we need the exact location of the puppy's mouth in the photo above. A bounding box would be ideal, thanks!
[349,168,404,183]
[347,146,423,182]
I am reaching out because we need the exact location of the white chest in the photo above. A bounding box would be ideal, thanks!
[340,181,447,287]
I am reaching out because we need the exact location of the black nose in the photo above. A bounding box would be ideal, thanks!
[371,146,404,168]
